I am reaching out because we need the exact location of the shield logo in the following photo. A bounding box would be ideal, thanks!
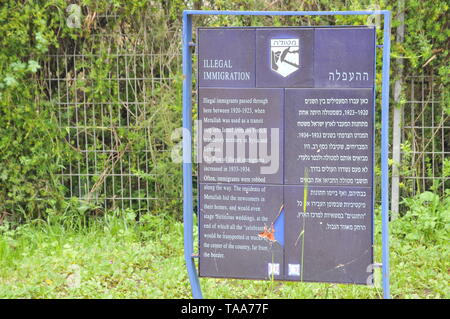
[270,38,300,77]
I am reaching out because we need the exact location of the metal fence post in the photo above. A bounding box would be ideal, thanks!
[381,10,392,299]
[182,11,203,299]
[391,0,405,220]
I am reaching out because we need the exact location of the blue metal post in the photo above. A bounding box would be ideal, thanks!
[381,11,391,299]
[182,11,203,299]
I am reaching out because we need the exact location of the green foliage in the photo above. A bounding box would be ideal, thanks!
[0,213,190,298]
[0,0,79,220]
[393,190,450,244]
[0,213,448,298]
[0,0,188,220]
[0,0,448,222]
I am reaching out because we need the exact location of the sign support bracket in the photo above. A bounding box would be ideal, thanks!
[182,9,391,299]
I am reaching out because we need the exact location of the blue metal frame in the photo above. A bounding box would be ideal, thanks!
[182,9,391,299]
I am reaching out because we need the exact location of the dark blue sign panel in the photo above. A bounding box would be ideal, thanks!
[314,28,375,88]
[284,185,373,284]
[198,88,283,185]
[197,26,375,284]
[198,28,255,88]
[256,28,314,88]
[284,88,374,187]
[199,183,284,279]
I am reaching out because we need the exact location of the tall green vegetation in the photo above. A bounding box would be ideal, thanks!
[0,0,448,222]
[0,0,73,221]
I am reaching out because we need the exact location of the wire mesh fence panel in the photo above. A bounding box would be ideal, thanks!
[45,9,182,214]
[44,7,447,215]
[400,75,449,202]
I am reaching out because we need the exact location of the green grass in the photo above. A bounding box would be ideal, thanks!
[0,210,448,299]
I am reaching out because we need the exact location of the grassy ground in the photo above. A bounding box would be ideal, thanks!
[0,210,448,299]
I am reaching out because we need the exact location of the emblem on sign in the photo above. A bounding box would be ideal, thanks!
[270,38,300,77]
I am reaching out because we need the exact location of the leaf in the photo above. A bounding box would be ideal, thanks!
[10,62,26,72]
[27,60,41,73]
[3,75,18,87]
[419,191,438,203]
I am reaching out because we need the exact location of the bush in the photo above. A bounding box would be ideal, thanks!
[0,0,76,221]
[392,190,450,245]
